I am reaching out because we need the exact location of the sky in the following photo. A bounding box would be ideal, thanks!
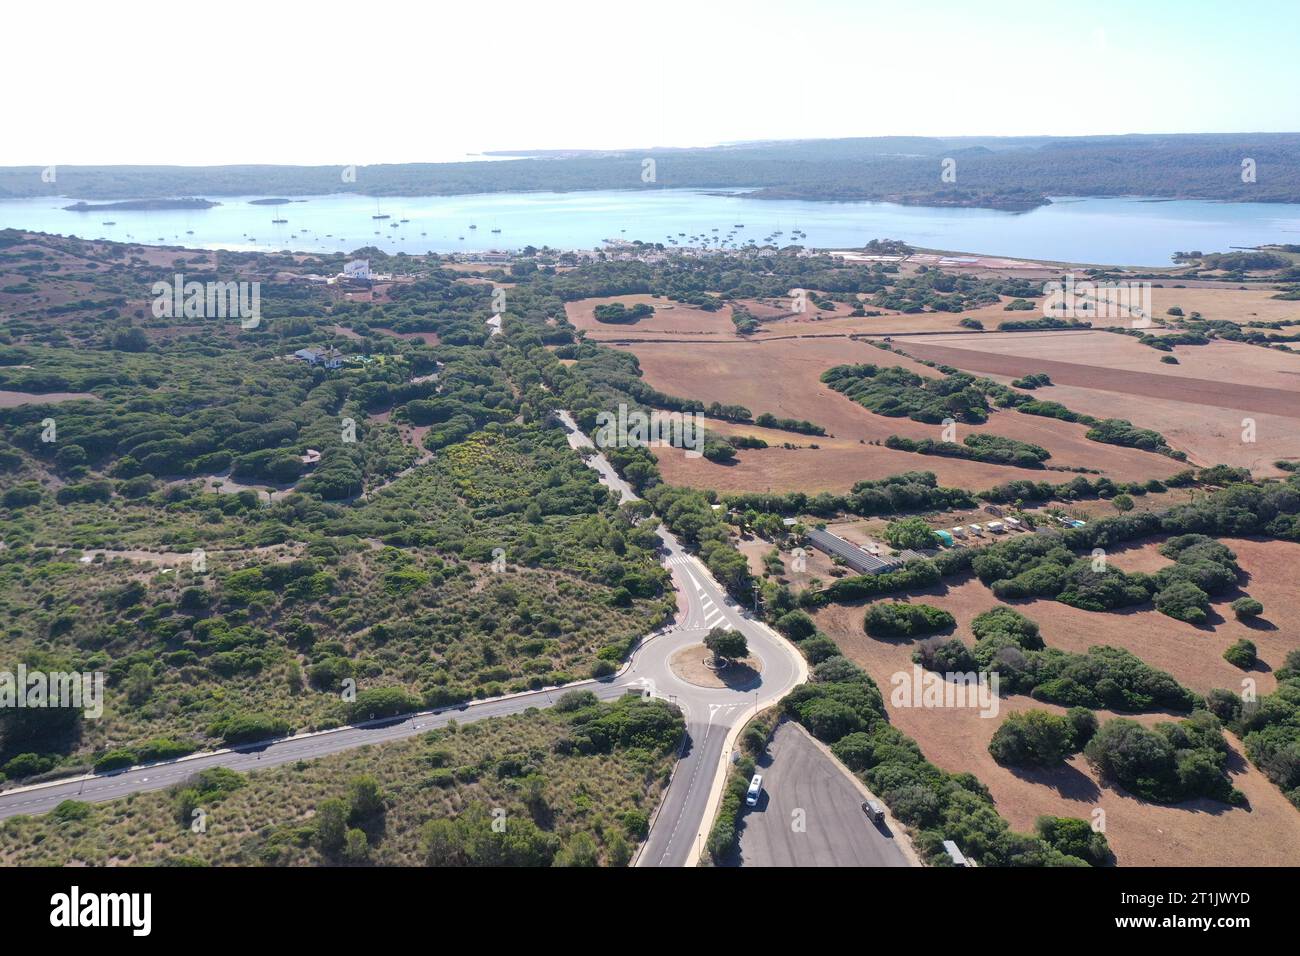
[6,0,1299,165]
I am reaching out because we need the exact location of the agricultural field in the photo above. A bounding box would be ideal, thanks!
[903,331,1300,475]
[810,570,1300,867]
[619,336,1184,492]
[4,229,1299,874]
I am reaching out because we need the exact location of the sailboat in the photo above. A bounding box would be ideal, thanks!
[372,200,390,220]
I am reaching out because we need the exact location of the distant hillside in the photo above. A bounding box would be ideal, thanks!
[3,133,1299,209]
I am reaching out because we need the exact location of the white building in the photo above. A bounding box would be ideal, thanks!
[343,259,371,280]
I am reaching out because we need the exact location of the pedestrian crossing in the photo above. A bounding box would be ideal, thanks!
[667,557,734,630]
[697,589,733,631]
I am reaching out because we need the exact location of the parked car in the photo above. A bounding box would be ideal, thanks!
[746,774,763,807]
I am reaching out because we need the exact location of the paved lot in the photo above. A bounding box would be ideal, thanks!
[734,721,912,867]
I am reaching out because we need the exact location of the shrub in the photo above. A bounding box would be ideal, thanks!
[800,635,842,664]
[1083,714,1238,804]
[93,749,138,773]
[211,713,291,745]
[1035,816,1112,866]
[911,636,976,673]
[1154,580,1210,624]
[988,710,1079,767]
[971,606,1043,650]
[1223,639,1257,669]
[347,687,421,722]
[864,602,955,638]
[50,799,94,822]
[774,609,817,641]
[1230,597,1264,620]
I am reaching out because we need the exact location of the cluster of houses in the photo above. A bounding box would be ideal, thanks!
[804,509,1087,575]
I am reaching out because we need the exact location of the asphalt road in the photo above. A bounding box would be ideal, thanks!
[559,411,806,866]
[733,721,911,867]
[0,413,808,868]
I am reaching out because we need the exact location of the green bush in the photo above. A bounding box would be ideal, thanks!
[1230,597,1264,620]
[988,710,1080,767]
[1035,816,1112,866]
[1223,639,1257,669]
[864,601,955,638]
[1083,713,1240,804]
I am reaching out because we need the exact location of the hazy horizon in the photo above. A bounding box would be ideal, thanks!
[8,0,1300,166]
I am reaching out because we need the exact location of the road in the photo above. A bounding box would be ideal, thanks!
[0,412,808,868]
[732,721,912,867]
[558,411,807,866]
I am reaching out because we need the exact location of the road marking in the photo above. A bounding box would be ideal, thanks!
[707,703,739,725]
[656,721,717,866]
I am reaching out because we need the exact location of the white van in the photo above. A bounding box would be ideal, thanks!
[862,799,885,824]
[745,774,763,807]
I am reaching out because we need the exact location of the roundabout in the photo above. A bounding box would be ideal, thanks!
[668,643,764,690]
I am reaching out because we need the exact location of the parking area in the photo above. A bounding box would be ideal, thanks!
[733,721,914,867]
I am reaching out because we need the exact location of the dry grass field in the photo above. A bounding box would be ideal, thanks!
[1113,284,1300,326]
[902,331,1300,474]
[622,335,1182,492]
[565,293,983,343]
[812,564,1300,867]
[565,294,735,340]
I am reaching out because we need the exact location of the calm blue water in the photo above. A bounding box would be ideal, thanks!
[3,190,1299,266]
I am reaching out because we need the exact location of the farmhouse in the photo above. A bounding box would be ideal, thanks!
[293,347,344,369]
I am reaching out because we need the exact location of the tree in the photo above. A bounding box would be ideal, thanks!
[704,627,748,663]
[341,828,370,864]
[1083,719,1175,797]
[884,516,936,551]
[988,710,1078,767]
[314,798,350,856]
[347,775,386,822]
